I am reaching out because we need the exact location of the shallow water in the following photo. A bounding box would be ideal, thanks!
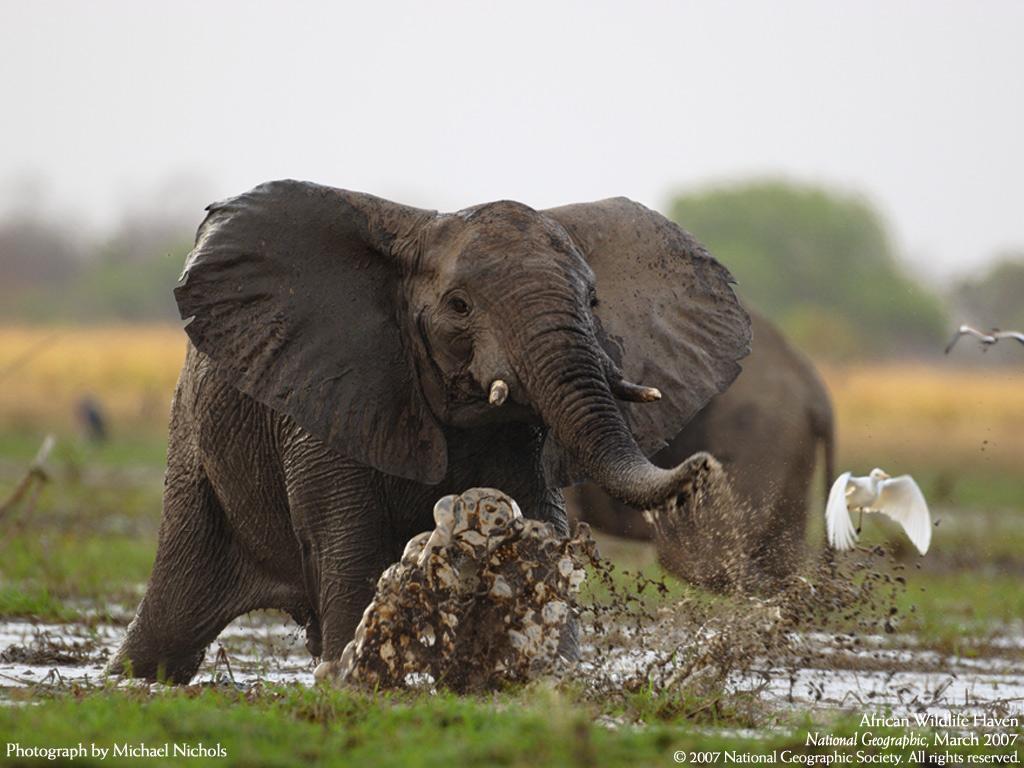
[2,612,1021,720]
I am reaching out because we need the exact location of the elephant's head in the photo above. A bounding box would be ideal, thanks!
[174,180,750,509]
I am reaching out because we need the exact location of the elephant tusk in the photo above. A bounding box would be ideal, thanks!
[611,379,662,403]
[599,351,661,404]
[640,386,662,402]
[488,379,509,407]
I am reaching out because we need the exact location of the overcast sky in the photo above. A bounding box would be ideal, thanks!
[2,0,1021,281]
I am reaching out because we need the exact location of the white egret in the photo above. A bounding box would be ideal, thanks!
[825,468,932,555]
[945,324,1024,354]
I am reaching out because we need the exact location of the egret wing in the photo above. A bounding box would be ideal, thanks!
[875,475,932,555]
[825,471,856,550]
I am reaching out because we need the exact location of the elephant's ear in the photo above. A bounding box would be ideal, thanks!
[174,179,448,484]
[545,197,751,459]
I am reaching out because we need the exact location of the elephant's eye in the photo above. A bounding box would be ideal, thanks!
[447,294,472,316]
[589,290,599,308]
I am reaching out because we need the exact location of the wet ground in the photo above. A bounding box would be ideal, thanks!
[2,610,1021,721]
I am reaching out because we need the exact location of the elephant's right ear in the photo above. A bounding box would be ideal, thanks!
[545,197,751,461]
[174,180,448,484]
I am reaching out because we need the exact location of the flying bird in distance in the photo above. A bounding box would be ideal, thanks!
[826,468,932,555]
[945,325,1024,355]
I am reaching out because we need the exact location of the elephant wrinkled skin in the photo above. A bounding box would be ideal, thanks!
[565,312,834,593]
[108,180,750,683]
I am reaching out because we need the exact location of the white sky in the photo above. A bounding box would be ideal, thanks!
[2,0,1022,281]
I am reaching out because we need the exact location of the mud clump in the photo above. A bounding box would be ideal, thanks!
[319,488,597,692]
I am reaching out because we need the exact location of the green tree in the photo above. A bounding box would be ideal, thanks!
[668,179,948,358]
[67,246,187,322]
[0,215,191,323]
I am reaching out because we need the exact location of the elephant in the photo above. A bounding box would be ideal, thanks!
[108,179,751,683]
[564,311,834,593]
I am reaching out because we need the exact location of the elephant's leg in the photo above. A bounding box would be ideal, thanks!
[310,527,390,663]
[530,488,582,660]
[754,477,811,582]
[109,467,260,683]
[532,487,570,536]
[748,443,816,583]
[282,448,393,673]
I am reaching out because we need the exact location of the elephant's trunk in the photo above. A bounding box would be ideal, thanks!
[515,318,701,510]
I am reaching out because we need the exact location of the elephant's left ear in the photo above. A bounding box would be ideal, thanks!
[174,180,449,484]
[544,197,751,459]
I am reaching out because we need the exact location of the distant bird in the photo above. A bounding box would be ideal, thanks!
[75,395,108,443]
[825,468,932,555]
[945,325,1024,355]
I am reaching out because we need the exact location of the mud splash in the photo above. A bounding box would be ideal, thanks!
[573,551,1024,720]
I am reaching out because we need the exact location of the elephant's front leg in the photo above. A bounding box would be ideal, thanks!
[535,487,582,661]
[282,444,394,667]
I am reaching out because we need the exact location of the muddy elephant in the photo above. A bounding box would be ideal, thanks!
[108,180,750,682]
[565,312,833,592]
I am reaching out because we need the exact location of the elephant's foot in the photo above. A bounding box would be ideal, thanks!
[302,613,323,659]
[106,611,210,684]
[109,459,272,684]
[313,625,358,684]
[313,659,344,684]
[642,453,753,593]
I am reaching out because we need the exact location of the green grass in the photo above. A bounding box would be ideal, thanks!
[1,535,153,609]
[0,431,168,470]
[1,686,1017,768]
[1,437,161,620]
[939,471,1024,511]
[0,584,76,621]
[829,504,1024,576]
[896,571,1024,654]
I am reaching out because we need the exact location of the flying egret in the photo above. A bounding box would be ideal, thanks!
[945,324,1024,354]
[825,468,932,555]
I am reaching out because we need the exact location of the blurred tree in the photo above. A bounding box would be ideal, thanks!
[0,218,191,323]
[0,173,205,323]
[66,218,192,321]
[0,217,82,296]
[952,252,1024,330]
[668,179,948,359]
[67,244,189,321]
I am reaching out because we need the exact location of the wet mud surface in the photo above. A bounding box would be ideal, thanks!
[2,554,1021,721]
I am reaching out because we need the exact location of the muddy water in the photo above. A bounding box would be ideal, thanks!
[2,612,1021,720]
[0,614,315,690]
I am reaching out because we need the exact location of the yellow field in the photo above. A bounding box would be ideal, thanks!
[1,326,1022,476]
[821,363,1024,474]
[0,325,186,436]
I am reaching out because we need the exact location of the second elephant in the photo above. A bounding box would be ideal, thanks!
[565,312,834,592]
